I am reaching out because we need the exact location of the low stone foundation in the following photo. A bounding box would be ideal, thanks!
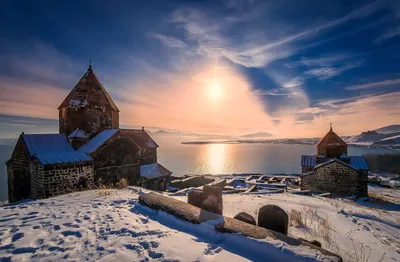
[36,162,94,199]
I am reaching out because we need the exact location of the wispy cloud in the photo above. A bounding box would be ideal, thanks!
[296,54,350,67]
[150,33,188,49]
[305,62,364,80]
[374,26,400,43]
[346,78,400,90]
[163,1,385,68]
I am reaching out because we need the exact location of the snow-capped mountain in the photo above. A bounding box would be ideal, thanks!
[374,125,400,134]
[343,124,400,145]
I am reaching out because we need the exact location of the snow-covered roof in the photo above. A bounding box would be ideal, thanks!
[301,155,316,167]
[348,156,369,170]
[58,66,119,112]
[21,133,92,165]
[36,152,92,165]
[121,129,158,149]
[140,163,172,180]
[22,133,74,156]
[68,128,87,139]
[78,129,118,154]
[301,155,369,170]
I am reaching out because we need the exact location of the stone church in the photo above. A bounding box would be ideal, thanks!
[6,65,172,203]
[300,125,369,197]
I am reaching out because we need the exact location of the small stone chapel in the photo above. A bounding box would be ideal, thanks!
[6,64,172,203]
[300,125,369,197]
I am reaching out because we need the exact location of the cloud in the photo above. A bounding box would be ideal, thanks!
[290,91,400,136]
[163,1,385,69]
[282,77,304,88]
[346,78,400,90]
[149,33,188,49]
[374,26,400,43]
[296,54,350,67]
[305,61,364,80]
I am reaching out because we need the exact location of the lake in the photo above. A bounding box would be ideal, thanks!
[0,136,396,201]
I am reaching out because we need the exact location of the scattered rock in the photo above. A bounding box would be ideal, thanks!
[233,212,256,225]
[188,190,203,208]
[257,205,288,235]
[201,185,223,215]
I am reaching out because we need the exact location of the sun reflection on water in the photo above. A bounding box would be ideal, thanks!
[208,143,226,174]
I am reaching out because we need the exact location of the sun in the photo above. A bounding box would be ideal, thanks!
[208,82,222,98]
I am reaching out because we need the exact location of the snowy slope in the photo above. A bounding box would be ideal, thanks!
[374,125,400,134]
[0,189,339,262]
[172,188,400,262]
[373,134,400,145]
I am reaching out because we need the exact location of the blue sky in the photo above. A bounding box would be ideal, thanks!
[0,0,399,138]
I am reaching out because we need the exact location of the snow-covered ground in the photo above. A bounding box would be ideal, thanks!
[0,187,399,261]
[1,188,342,262]
[171,186,400,262]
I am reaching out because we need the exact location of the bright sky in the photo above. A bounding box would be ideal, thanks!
[0,0,399,138]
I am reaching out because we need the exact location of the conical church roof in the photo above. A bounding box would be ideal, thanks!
[58,65,119,112]
[317,126,347,148]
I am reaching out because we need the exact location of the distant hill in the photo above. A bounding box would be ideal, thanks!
[154,130,176,135]
[373,134,400,145]
[240,132,274,138]
[344,124,400,145]
[374,125,400,134]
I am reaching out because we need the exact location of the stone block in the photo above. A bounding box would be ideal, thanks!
[188,190,203,208]
[258,204,288,235]
[233,212,256,225]
[201,185,223,215]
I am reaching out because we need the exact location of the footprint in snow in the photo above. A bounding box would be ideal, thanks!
[148,249,164,259]
[139,241,151,250]
[63,223,80,228]
[204,244,223,255]
[61,231,82,238]
[11,247,37,254]
[11,232,24,242]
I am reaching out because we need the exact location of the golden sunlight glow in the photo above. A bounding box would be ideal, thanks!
[208,81,222,98]
[208,143,225,174]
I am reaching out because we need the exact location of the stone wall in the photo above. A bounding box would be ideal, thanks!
[37,162,94,198]
[141,177,168,191]
[139,147,157,165]
[7,136,32,202]
[301,166,313,173]
[317,145,347,158]
[92,134,140,186]
[95,164,140,187]
[301,162,362,196]
[358,170,368,197]
[59,105,118,136]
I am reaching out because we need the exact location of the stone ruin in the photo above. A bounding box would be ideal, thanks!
[187,185,223,215]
